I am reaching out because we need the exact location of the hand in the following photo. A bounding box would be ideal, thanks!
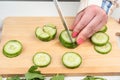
[70,5,108,45]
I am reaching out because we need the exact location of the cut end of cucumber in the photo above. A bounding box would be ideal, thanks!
[33,52,51,67]
[62,52,82,69]
[59,30,78,49]
[94,42,112,54]
[3,40,23,58]
[91,32,109,46]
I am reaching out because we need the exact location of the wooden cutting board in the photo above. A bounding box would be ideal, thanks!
[0,17,120,76]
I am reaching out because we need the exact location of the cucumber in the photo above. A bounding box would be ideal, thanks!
[62,52,82,69]
[59,30,77,48]
[33,52,51,67]
[43,24,56,29]
[94,42,112,54]
[91,32,109,46]
[43,26,57,40]
[3,40,23,58]
[99,25,107,32]
[35,24,57,41]
[35,27,50,41]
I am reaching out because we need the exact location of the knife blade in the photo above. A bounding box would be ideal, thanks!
[53,0,74,44]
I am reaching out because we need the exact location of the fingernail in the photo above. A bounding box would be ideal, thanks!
[77,38,84,45]
[72,32,78,37]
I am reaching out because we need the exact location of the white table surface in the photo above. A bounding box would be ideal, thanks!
[0,1,120,80]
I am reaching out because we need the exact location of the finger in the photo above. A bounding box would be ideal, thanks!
[72,11,96,37]
[88,18,108,38]
[69,11,84,30]
[76,14,104,45]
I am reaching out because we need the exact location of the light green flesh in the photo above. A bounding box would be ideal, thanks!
[36,27,50,38]
[92,32,108,44]
[39,33,50,39]
[33,52,51,66]
[43,26,56,37]
[36,26,56,40]
[95,43,111,53]
[36,27,44,35]
[4,41,22,54]
[63,52,81,67]
[44,24,56,29]
[61,31,75,43]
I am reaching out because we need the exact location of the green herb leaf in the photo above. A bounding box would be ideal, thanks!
[28,65,41,74]
[82,76,106,80]
[6,76,21,80]
[25,72,44,80]
[50,74,64,80]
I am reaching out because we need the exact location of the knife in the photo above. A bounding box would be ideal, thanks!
[53,0,74,44]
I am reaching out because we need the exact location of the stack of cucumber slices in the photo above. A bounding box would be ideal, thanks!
[91,25,112,54]
[59,30,77,48]
[35,24,57,41]
[3,40,23,58]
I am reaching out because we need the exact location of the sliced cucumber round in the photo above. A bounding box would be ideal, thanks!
[35,24,57,41]
[35,27,50,41]
[99,25,107,32]
[94,42,112,54]
[43,26,57,40]
[43,24,56,29]
[59,30,77,48]
[3,40,23,58]
[62,52,82,69]
[91,32,109,46]
[33,52,51,67]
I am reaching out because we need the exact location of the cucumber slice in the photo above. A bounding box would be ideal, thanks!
[3,40,23,58]
[59,30,77,48]
[99,25,107,32]
[91,32,109,46]
[44,24,56,29]
[33,52,51,67]
[62,52,82,69]
[35,27,50,41]
[35,24,57,41]
[43,26,57,40]
[94,42,112,54]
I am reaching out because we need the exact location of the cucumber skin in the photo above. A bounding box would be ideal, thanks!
[62,52,82,69]
[59,36,77,49]
[59,30,78,49]
[91,32,109,46]
[94,42,112,54]
[33,52,51,67]
[3,40,23,58]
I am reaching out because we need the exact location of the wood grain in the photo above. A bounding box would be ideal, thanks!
[0,17,120,76]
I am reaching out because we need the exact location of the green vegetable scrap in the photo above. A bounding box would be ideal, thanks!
[25,65,45,80]
[6,76,21,80]
[50,74,64,80]
[82,76,106,80]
